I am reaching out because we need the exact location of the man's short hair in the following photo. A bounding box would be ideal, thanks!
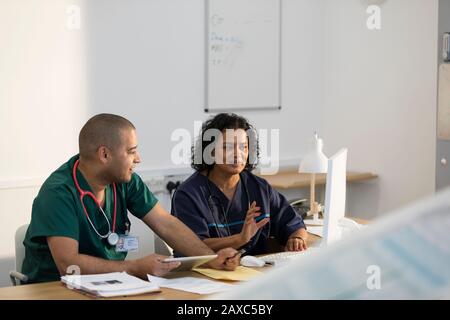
[79,113,135,160]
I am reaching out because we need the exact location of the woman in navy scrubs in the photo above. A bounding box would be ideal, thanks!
[171,113,308,256]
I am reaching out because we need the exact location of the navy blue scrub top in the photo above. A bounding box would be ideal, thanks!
[171,170,306,256]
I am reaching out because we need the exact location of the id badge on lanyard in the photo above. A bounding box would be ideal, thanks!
[115,235,139,252]
[115,222,139,253]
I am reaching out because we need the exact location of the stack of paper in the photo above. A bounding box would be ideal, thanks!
[61,272,160,298]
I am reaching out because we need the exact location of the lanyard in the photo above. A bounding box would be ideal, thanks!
[205,171,272,254]
[72,159,119,246]
[206,171,250,237]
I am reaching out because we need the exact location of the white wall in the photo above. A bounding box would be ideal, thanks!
[0,0,89,287]
[320,0,437,218]
[0,0,438,287]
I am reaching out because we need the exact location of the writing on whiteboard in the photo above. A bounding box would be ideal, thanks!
[210,15,244,70]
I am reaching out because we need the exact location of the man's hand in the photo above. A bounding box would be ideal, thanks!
[206,248,241,271]
[131,254,181,279]
[285,237,307,252]
[239,201,269,244]
[47,236,181,280]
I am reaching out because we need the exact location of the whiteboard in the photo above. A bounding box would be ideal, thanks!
[205,0,281,112]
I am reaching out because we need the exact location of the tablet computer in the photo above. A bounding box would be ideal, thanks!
[162,255,218,271]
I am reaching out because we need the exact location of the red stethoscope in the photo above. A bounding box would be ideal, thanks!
[72,159,119,246]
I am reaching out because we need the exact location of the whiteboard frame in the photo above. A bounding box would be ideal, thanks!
[204,0,282,113]
[438,63,450,140]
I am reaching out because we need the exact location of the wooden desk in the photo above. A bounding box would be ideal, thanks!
[0,278,201,300]
[0,271,221,300]
[258,170,377,190]
[0,219,368,300]
[0,268,225,300]
[0,243,317,299]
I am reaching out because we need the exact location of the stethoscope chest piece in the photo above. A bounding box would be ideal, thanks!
[107,232,119,246]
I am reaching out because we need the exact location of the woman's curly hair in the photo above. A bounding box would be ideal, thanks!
[191,113,259,172]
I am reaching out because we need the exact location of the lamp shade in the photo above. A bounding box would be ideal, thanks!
[299,134,328,173]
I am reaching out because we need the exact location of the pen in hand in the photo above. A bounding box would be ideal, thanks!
[227,248,246,261]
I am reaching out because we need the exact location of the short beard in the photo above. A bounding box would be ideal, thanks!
[109,169,132,184]
[96,167,123,185]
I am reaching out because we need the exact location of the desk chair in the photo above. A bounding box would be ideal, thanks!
[9,224,29,286]
[154,234,173,256]
[155,233,173,256]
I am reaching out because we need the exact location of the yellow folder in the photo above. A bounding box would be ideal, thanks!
[192,266,262,281]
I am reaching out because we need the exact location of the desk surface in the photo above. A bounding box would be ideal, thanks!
[0,274,206,300]
[258,170,377,189]
[0,221,370,300]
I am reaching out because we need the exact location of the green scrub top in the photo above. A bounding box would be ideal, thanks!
[22,155,158,283]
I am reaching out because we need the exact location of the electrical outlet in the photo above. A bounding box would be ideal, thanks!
[145,174,189,194]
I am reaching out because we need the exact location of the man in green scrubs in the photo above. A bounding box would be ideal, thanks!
[22,114,240,283]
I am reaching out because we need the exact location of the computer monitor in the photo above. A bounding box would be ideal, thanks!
[214,183,450,299]
[322,148,348,245]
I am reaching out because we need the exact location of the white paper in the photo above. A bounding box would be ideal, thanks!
[307,222,367,239]
[306,226,323,238]
[147,274,234,295]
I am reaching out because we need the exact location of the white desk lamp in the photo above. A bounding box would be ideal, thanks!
[299,133,328,226]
